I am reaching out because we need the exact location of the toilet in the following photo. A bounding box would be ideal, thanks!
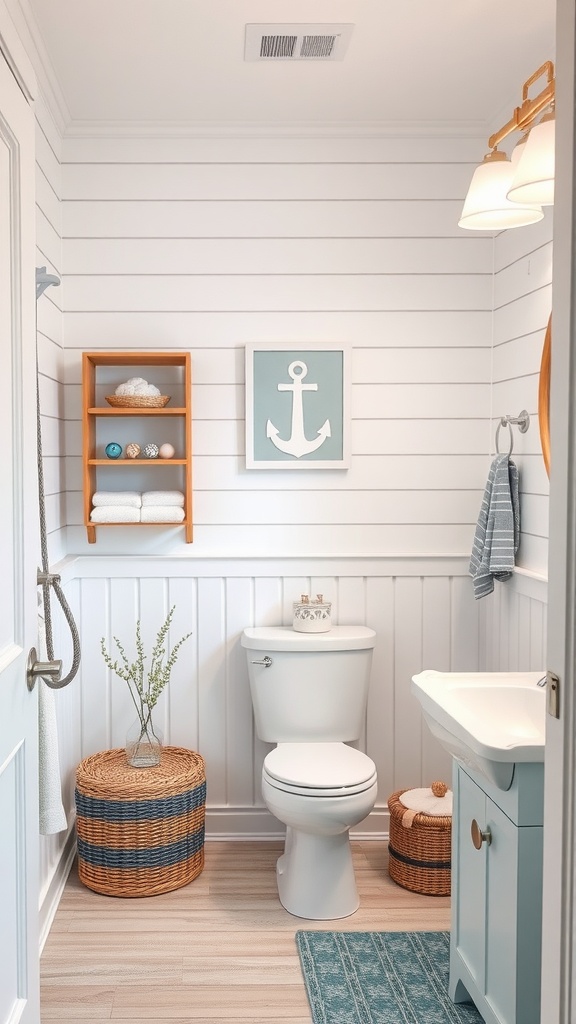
[241,625,377,920]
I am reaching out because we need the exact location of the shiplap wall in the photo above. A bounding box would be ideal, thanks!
[36,94,65,563]
[493,212,552,576]
[59,134,493,557]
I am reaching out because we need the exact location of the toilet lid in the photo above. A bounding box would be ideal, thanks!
[264,742,377,795]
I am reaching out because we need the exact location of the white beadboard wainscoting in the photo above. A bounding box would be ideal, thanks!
[76,558,479,832]
[37,556,548,931]
[479,570,548,674]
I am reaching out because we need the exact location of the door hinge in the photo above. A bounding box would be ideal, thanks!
[546,670,560,719]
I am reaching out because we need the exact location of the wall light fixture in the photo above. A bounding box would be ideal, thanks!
[459,61,555,231]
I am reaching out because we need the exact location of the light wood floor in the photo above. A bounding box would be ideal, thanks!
[41,840,451,1023]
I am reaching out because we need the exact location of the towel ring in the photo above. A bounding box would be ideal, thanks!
[495,410,530,457]
[495,419,514,456]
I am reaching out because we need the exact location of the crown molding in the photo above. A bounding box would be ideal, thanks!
[61,117,490,140]
[0,0,35,100]
[4,0,70,134]
[1,1,492,144]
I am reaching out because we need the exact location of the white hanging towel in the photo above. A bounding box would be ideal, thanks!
[37,611,67,835]
[469,454,520,600]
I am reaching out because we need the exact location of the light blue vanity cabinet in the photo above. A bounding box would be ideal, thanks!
[450,761,544,1024]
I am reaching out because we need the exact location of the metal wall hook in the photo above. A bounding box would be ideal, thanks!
[26,647,63,691]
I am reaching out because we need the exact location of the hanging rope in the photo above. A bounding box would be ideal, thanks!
[36,287,81,688]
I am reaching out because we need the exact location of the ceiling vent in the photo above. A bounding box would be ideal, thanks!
[245,24,354,61]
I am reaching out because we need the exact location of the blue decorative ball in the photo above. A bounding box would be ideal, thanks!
[105,442,123,459]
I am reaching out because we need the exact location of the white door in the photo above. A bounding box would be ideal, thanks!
[0,36,41,1024]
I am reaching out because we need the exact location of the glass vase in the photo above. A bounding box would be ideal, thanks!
[125,718,163,767]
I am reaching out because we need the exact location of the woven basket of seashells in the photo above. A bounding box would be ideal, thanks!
[105,395,170,408]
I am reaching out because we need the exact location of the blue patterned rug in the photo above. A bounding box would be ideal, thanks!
[296,931,483,1024]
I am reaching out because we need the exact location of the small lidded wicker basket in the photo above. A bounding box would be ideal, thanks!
[387,780,452,896]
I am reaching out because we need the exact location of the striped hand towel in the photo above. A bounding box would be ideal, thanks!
[469,454,520,600]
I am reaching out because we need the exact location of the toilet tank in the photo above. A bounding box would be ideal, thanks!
[241,625,376,743]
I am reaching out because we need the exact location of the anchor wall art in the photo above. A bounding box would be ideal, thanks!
[245,344,350,469]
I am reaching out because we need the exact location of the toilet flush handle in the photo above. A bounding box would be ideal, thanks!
[252,656,273,667]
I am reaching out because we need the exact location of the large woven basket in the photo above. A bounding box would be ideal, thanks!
[387,782,452,896]
[75,746,206,897]
[105,394,170,408]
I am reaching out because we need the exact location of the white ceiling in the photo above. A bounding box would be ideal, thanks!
[20,0,556,133]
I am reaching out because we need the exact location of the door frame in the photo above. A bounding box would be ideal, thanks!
[540,1,576,1020]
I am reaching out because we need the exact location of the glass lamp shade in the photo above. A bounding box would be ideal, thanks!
[506,113,555,206]
[458,151,543,230]
[510,134,527,172]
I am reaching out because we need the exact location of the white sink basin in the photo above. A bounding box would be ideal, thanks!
[411,670,546,790]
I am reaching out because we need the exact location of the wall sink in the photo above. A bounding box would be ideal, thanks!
[411,670,546,790]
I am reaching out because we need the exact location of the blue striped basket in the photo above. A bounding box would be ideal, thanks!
[75,746,206,897]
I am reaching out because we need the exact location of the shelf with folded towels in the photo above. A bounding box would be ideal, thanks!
[90,491,186,525]
[82,352,192,544]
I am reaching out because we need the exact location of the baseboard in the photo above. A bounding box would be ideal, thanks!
[204,805,389,840]
[39,825,77,954]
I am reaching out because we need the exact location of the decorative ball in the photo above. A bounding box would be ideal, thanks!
[159,443,175,459]
[143,443,159,459]
[105,442,123,459]
[125,442,141,459]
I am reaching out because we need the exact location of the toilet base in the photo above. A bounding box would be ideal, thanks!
[276,826,359,920]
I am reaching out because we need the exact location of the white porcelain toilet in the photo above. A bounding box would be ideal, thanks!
[241,625,377,920]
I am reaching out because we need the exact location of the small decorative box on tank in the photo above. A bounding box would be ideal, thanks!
[293,594,332,633]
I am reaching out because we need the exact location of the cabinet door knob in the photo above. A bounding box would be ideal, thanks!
[471,818,492,849]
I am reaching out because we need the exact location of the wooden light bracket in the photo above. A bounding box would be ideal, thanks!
[487,60,555,153]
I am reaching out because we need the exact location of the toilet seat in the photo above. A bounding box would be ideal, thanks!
[263,742,377,798]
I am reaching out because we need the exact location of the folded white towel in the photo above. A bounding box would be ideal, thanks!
[90,506,141,523]
[141,505,185,523]
[92,491,142,508]
[142,490,185,507]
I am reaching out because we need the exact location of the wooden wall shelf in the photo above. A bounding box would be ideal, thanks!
[82,352,192,544]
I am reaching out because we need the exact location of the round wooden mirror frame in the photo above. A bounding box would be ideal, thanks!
[538,314,551,478]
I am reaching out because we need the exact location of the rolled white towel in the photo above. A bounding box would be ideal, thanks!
[90,506,141,523]
[92,491,142,508]
[141,490,185,507]
[141,505,185,523]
